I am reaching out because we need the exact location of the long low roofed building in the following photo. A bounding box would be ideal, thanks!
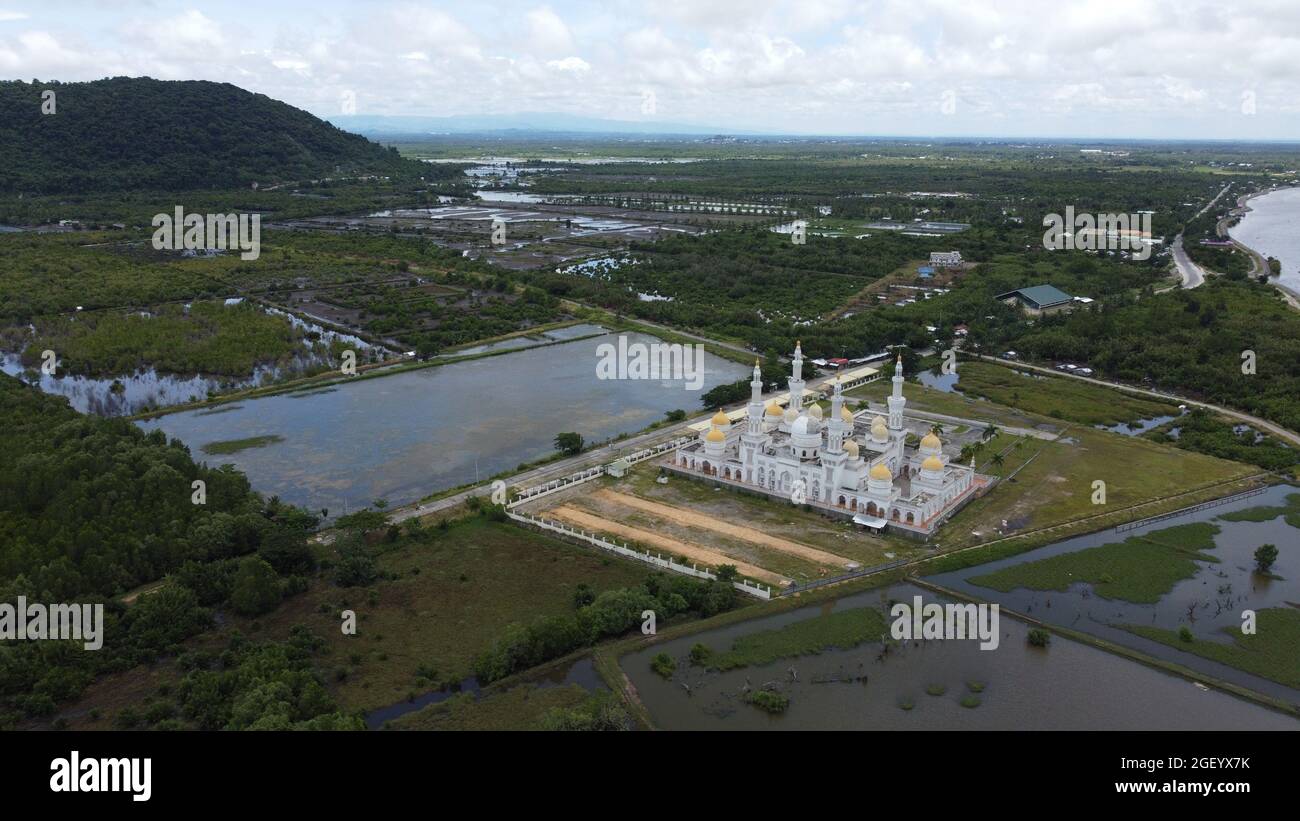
[996,284,1076,316]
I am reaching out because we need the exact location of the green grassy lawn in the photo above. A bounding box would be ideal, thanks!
[954,362,1178,426]
[969,522,1220,603]
[704,605,888,671]
[1125,607,1300,689]
[935,426,1255,550]
[846,374,1062,433]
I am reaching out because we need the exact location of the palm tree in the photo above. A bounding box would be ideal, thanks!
[983,423,997,440]
[991,453,1005,468]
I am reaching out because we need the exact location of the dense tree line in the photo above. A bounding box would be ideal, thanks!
[473,571,739,684]
[998,278,1300,432]
[0,374,325,724]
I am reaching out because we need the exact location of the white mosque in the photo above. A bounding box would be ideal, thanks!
[670,343,987,537]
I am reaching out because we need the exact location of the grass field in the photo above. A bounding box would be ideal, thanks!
[846,373,1063,433]
[849,361,1178,431]
[933,426,1255,550]
[1125,608,1300,689]
[282,518,660,712]
[968,522,1221,603]
[954,362,1178,426]
[48,516,662,727]
[704,605,889,671]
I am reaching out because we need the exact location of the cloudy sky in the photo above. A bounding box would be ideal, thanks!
[3,0,1300,139]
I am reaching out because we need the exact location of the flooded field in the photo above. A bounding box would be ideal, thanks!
[1,306,378,416]
[137,330,750,513]
[623,582,1296,730]
[930,484,1300,702]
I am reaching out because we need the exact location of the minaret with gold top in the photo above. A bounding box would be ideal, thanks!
[788,341,805,414]
[887,352,907,431]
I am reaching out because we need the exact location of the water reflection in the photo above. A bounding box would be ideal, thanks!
[137,331,750,513]
[622,582,1296,730]
[932,484,1300,703]
[2,307,378,417]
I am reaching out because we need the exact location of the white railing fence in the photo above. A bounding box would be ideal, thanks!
[509,510,771,599]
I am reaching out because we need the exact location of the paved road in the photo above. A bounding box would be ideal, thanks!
[974,355,1300,449]
[1167,183,1234,291]
[1170,233,1206,289]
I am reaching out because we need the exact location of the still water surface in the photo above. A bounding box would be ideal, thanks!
[623,582,1296,730]
[138,331,748,513]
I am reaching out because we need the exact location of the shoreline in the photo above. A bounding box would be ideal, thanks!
[1224,186,1300,308]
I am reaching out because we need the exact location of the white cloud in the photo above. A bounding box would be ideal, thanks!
[0,0,1297,137]
[527,6,575,55]
[546,56,590,72]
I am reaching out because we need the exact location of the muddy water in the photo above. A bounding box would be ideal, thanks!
[137,331,749,514]
[931,484,1300,703]
[623,582,1296,730]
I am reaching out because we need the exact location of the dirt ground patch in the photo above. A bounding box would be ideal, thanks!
[594,489,855,568]
[546,504,788,586]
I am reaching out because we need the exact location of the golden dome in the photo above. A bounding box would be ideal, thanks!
[921,432,942,449]
[764,400,782,417]
[869,463,892,481]
[871,415,888,432]
[807,404,824,420]
[705,428,726,443]
[922,455,944,471]
[840,406,855,423]
[711,409,731,426]
[783,407,798,423]
[844,439,860,457]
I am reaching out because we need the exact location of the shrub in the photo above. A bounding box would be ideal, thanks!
[744,690,789,714]
[229,557,282,617]
[650,653,676,679]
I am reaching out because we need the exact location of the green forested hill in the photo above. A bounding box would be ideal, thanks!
[0,77,425,193]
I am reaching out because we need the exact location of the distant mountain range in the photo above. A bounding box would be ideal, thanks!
[327,112,758,137]
[0,77,431,194]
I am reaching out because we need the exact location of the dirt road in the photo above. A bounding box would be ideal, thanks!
[546,505,788,585]
[594,489,854,568]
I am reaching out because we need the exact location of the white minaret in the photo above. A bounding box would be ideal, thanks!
[788,341,805,414]
[887,353,907,430]
[826,376,845,454]
[746,359,764,435]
